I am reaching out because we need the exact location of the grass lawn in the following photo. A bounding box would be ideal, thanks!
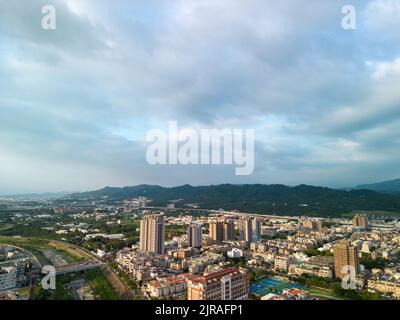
[309,287,344,300]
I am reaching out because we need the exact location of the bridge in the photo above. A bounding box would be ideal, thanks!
[55,260,105,276]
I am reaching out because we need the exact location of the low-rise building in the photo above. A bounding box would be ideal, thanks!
[227,248,243,259]
[146,274,196,299]
[0,266,17,291]
[367,276,400,298]
[274,256,292,272]
[261,288,314,300]
[187,267,249,300]
[187,253,224,274]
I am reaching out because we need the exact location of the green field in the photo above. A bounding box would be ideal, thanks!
[309,287,344,300]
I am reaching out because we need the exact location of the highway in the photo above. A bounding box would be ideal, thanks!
[143,206,301,221]
[143,206,396,229]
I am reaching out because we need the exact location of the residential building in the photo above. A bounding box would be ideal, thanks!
[367,277,400,298]
[289,256,334,279]
[177,248,194,259]
[302,219,323,232]
[222,219,234,241]
[209,218,234,242]
[227,248,243,259]
[353,214,369,229]
[187,223,202,248]
[274,256,291,272]
[187,253,224,274]
[239,217,261,242]
[138,197,147,208]
[252,218,262,241]
[333,240,360,279]
[239,217,253,242]
[261,288,315,300]
[139,214,165,255]
[0,266,17,291]
[146,274,196,300]
[187,267,249,300]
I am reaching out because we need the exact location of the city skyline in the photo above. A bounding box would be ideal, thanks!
[1,0,400,194]
[3,0,400,309]
[2,185,400,301]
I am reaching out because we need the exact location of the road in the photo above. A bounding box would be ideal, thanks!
[143,206,302,221]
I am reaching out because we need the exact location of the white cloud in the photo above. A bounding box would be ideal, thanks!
[364,0,400,32]
[373,57,400,79]
[1,0,400,192]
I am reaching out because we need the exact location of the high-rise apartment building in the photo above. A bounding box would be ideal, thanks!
[302,218,323,232]
[333,240,359,279]
[187,267,249,300]
[239,217,261,242]
[139,214,165,255]
[251,218,261,241]
[353,214,369,229]
[222,219,234,241]
[209,220,222,241]
[138,197,147,208]
[239,217,253,242]
[209,218,234,242]
[187,223,202,248]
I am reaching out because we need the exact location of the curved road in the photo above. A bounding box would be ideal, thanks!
[0,243,42,269]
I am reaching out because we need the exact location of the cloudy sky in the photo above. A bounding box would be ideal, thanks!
[1,0,400,194]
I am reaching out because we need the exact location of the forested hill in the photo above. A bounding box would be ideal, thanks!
[354,178,400,194]
[69,184,400,217]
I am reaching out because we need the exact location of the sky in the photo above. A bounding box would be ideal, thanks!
[1,0,400,194]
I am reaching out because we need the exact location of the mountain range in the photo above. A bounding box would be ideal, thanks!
[353,178,400,194]
[69,183,400,217]
[4,178,400,217]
